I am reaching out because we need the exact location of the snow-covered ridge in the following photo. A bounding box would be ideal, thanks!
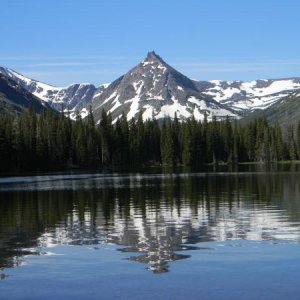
[1,52,300,122]
[0,66,103,112]
[201,78,300,112]
[89,52,300,123]
[0,67,63,100]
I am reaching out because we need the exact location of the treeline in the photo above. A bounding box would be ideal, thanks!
[1,106,300,171]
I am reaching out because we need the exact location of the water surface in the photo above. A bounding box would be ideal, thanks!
[1,168,300,299]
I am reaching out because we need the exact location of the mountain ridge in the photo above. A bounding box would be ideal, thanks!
[1,52,300,123]
[0,66,99,112]
[0,74,52,114]
[241,90,300,126]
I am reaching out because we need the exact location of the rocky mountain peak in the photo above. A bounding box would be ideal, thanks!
[143,51,165,64]
[90,52,237,123]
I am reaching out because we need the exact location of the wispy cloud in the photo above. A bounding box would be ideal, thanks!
[13,60,300,73]
[0,55,134,62]
[2,55,300,85]
[3,54,300,73]
[12,62,123,68]
[173,61,300,73]
[27,69,125,77]
[0,56,134,85]
[22,69,125,86]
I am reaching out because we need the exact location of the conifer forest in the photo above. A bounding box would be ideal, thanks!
[0,106,299,172]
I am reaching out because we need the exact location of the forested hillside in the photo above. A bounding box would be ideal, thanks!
[1,105,300,172]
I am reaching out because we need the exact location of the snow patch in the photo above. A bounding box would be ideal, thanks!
[126,81,144,120]
[205,78,300,112]
[188,97,236,120]
[108,96,121,113]
[142,105,155,121]
[156,97,191,119]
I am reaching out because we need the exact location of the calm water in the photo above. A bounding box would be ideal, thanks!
[1,167,300,299]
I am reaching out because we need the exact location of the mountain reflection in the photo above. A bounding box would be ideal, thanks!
[1,171,300,273]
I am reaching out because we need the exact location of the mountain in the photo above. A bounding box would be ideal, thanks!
[197,78,300,114]
[0,74,51,114]
[2,52,300,123]
[88,52,300,123]
[241,90,300,126]
[90,51,237,123]
[0,67,99,112]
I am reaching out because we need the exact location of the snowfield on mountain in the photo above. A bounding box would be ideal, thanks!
[1,52,300,123]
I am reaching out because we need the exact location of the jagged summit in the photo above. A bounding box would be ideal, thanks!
[90,52,236,123]
[143,51,166,64]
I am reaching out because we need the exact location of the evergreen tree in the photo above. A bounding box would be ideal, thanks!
[161,119,175,166]
[182,121,192,166]
[86,107,97,166]
[287,126,297,161]
[1,104,300,172]
[99,110,113,165]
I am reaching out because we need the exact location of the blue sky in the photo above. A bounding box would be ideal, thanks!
[1,0,300,86]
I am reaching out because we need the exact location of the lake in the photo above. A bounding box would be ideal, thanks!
[1,166,300,299]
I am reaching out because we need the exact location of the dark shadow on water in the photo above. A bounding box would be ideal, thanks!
[0,273,8,280]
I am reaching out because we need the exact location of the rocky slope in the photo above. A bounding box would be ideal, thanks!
[0,67,98,111]
[241,90,300,126]
[197,78,300,114]
[90,51,237,123]
[0,74,52,114]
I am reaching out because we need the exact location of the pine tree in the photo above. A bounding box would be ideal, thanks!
[296,121,300,159]
[74,114,88,166]
[220,116,233,162]
[287,126,297,161]
[161,119,175,166]
[86,107,97,166]
[182,121,192,166]
[99,110,113,165]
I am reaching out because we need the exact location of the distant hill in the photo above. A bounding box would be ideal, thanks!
[241,90,300,126]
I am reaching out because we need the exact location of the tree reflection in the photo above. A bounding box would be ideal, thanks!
[0,169,300,273]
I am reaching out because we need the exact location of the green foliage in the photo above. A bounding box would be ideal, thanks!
[0,108,298,172]
[161,119,175,166]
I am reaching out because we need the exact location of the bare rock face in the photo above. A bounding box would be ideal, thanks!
[91,51,237,123]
